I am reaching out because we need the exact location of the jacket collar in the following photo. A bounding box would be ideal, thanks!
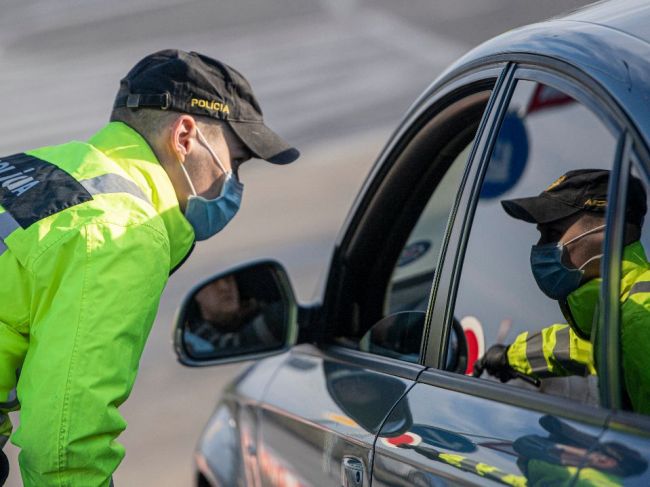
[88,122,195,269]
[566,241,649,337]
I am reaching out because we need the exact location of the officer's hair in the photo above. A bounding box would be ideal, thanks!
[109,107,223,142]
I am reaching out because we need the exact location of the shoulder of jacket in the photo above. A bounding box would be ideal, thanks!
[28,218,170,270]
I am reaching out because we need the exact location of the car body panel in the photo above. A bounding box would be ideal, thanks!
[195,353,288,485]
[256,346,418,486]
[589,410,650,486]
[373,381,606,486]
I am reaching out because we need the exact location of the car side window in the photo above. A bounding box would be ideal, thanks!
[452,79,619,404]
[385,146,469,315]
[357,90,492,364]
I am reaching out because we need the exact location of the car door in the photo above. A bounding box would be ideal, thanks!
[372,62,628,486]
[255,68,500,487]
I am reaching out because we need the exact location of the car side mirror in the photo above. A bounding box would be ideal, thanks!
[173,261,298,366]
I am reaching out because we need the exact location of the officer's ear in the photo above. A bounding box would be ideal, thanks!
[170,115,198,163]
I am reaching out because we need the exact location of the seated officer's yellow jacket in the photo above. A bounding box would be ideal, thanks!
[507,241,650,414]
[0,122,194,486]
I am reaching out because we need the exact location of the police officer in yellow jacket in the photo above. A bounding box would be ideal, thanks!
[0,49,299,485]
[474,170,650,413]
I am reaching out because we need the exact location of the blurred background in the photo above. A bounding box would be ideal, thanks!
[1,1,591,485]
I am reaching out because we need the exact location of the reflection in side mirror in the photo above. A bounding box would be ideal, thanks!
[174,261,298,366]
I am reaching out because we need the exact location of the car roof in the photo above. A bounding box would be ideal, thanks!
[424,0,650,149]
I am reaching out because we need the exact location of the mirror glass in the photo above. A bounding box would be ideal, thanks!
[179,262,293,362]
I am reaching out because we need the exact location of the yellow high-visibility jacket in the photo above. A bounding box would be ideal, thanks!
[508,242,650,414]
[0,122,194,486]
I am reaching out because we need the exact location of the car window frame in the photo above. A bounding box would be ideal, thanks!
[423,56,643,420]
[423,61,518,369]
[604,141,650,423]
[315,65,507,374]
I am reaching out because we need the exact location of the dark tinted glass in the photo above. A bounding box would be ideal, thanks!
[386,144,468,315]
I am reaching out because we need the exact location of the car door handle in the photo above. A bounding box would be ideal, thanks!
[341,456,364,487]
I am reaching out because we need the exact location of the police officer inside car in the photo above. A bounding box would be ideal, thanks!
[474,169,650,414]
[0,49,299,486]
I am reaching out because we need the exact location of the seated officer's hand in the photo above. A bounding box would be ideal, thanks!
[473,344,517,382]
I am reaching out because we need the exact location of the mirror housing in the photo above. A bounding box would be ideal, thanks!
[173,260,298,367]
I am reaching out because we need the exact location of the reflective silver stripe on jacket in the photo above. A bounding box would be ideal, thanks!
[0,174,151,257]
[80,174,151,205]
[553,326,588,376]
[524,331,549,376]
[524,327,588,378]
[0,212,20,256]
[629,281,650,297]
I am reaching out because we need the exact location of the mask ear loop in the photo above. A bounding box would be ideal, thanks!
[196,127,229,176]
[177,158,198,196]
[578,253,603,271]
[178,126,231,198]
[562,223,606,271]
[563,224,606,246]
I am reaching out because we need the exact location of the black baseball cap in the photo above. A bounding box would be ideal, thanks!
[114,49,299,165]
[501,169,647,225]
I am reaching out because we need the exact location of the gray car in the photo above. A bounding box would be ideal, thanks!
[174,1,650,485]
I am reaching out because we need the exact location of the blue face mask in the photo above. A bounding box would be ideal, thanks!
[530,224,605,300]
[179,128,244,241]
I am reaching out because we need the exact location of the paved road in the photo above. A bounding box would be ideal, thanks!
[1,1,590,485]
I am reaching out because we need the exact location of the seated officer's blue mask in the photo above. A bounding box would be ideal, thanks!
[530,224,605,300]
[178,127,244,241]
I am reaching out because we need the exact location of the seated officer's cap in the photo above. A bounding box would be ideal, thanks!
[501,169,647,225]
[113,49,299,164]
